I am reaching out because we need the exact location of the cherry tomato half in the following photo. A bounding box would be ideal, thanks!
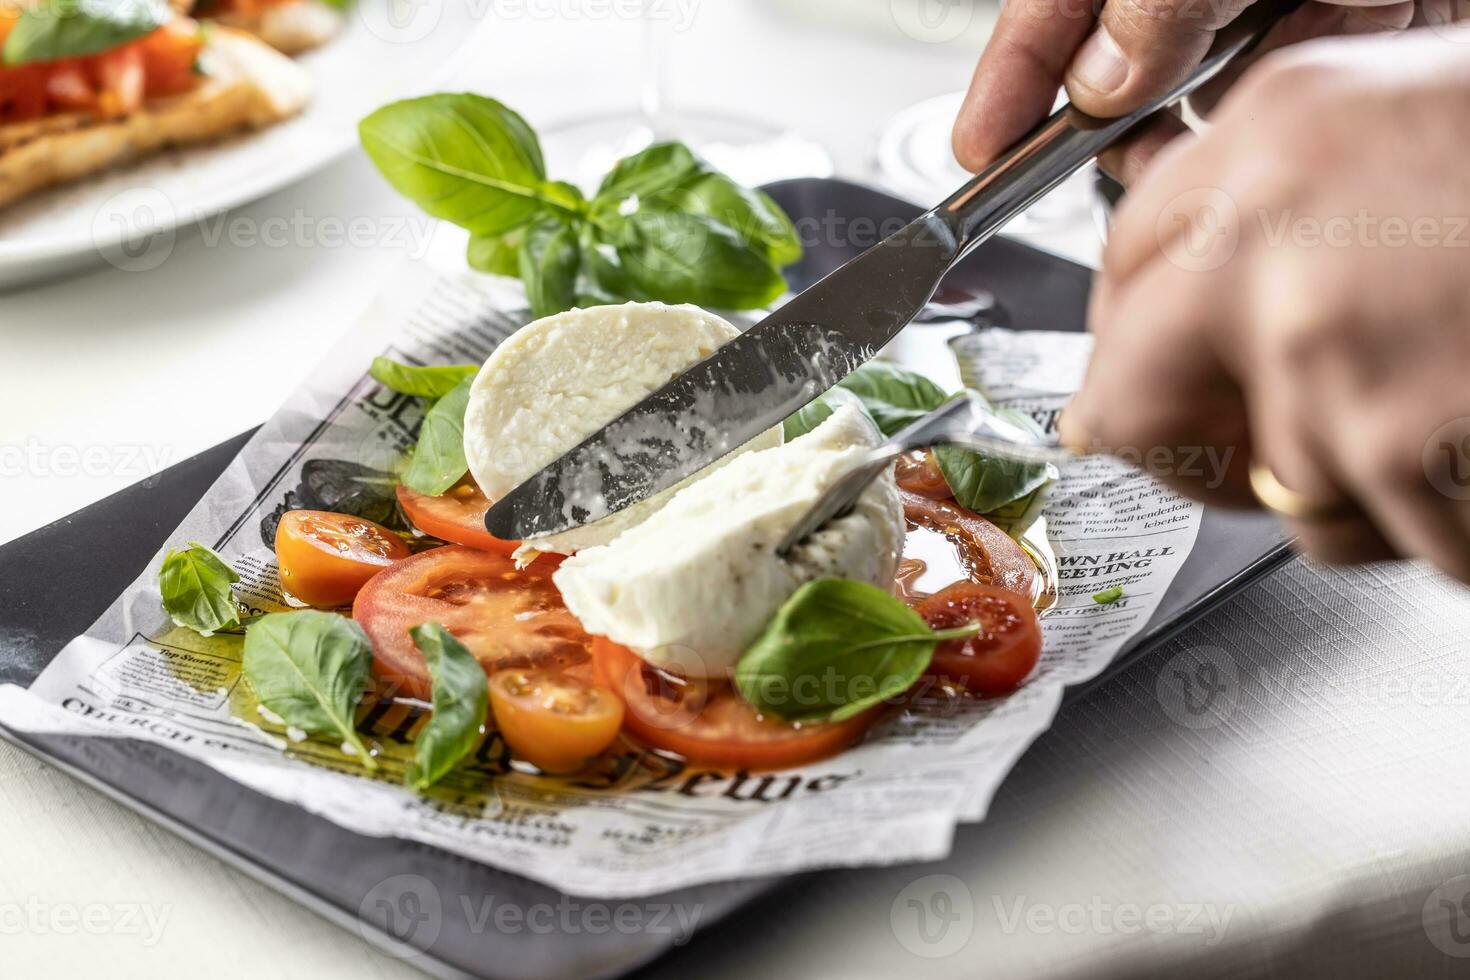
[592,637,881,771]
[397,478,519,556]
[275,510,410,608]
[901,489,1037,598]
[894,450,953,500]
[489,669,624,774]
[915,582,1043,696]
[353,545,590,700]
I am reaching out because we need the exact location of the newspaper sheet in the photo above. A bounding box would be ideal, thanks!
[0,249,1203,898]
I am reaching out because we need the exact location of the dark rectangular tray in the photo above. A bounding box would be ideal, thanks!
[0,178,1290,979]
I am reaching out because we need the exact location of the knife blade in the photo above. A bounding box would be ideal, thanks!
[485,1,1294,541]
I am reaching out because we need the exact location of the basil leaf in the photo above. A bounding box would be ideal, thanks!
[4,0,169,67]
[836,360,949,434]
[782,386,866,442]
[1092,586,1124,604]
[243,612,377,771]
[467,228,524,277]
[359,94,575,237]
[370,357,477,400]
[616,209,786,309]
[934,405,1052,514]
[402,374,473,495]
[159,540,241,635]
[406,624,488,790]
[649,173,801,266]
[519,218,580,319]
[578,224,648,303]
[736,579,976,723]
[596,141,702,199]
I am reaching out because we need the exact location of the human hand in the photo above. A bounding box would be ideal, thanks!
[952,0,1418,183]
[1059,28,1470,581]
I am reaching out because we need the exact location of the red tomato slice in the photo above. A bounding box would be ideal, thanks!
[894,450,953,500]
[275,510,410,608]
[397,479,520,556]
[900,489,1037,598]
[138,21,205,98]
[592,637,880,771]
[354,546,591,700]
[915,582,1042,696]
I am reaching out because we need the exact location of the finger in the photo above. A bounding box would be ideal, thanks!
[1065,256,1255,507]
[1320,411,1470,582]
[1286,512,1400,564]
[1096,110,1191,187]
[1064,0,1256,117]
[1099,126,1237,293]
[953,0,1096,172]
[1244,369,1395,562]
[1188,0,1414,118]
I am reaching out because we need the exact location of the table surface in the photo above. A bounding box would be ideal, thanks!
[5,3,1470,978]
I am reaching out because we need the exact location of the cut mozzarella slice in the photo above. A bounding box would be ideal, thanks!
[554,404,905,678]
[462,302,781,562]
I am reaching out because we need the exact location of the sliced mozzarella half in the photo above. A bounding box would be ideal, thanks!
[554,404,905,678]
[463,302,781,562]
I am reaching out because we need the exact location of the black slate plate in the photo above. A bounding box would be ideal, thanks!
[0,178,1291,979]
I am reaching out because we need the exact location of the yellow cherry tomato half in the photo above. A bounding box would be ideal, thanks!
[274,510,410,608]
[489,668,624,774]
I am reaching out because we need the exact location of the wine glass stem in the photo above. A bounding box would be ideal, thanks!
[639,0,667,136]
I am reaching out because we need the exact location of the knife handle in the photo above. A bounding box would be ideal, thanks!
[936,0,1300,254]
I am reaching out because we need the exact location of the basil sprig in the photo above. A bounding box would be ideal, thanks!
[405,624,488,791]
[159,541,241,636]
[736,579,978,723]
[360,94,800,318]
[242,612,378,771]
[784,361,1052,520]
[3,0,169,67]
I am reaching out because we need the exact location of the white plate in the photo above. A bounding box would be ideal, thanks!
[0,0,488,289]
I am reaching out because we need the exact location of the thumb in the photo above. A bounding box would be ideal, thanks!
[1065,0,1257,116]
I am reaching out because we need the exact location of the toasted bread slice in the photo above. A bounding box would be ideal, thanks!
[211,1,343,55]
[0,27,311,210]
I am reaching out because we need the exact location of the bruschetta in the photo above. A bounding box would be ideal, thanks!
[0,6,311,210]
